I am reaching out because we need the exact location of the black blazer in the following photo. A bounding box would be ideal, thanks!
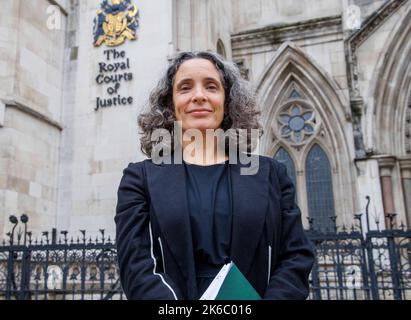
[115,155,315,300]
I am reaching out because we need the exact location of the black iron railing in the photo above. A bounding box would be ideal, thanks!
[305,197,411,300]
[1,199,410,300]
[306,227,411,300]
[0,216,123,300]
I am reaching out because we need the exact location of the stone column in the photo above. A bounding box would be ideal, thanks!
[378,157,397,229]
[399,159,411,227]
[355,159,386,233]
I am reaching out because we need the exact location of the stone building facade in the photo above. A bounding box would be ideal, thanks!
[0,0,410,239]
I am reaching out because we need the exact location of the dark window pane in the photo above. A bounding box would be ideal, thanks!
[305,144,335,232]
[302,112,313,121]
[289,116,305,132]
[289,89,302,99]
[294,131,302,142]
[281,126,291,135]
[280,115,290,124]
[291,105,300,116]
[304,124,314,133]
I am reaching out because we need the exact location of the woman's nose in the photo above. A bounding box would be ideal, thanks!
[192,87,207,103]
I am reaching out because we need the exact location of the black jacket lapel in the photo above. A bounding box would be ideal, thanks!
[144,161,197,298]
[230,158,270,276]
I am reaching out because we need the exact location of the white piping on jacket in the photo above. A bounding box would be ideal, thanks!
[267,245,272,285]
[149,221,178,300]
[158,237,166,273]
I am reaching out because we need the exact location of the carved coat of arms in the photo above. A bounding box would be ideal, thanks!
[93,0,139,47]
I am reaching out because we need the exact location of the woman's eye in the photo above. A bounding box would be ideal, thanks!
[180,86,190,91]
[207,85,217,90]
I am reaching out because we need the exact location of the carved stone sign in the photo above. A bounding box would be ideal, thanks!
[95,49,134,111]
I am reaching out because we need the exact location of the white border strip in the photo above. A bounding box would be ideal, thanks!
[267,245,272,285]
[158,237,166,273]
[149,221,178,300]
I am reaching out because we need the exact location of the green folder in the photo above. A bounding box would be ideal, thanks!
[199,262,261,300]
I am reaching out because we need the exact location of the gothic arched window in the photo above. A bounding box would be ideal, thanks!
[305,144,335,232]
[274,148,297,202]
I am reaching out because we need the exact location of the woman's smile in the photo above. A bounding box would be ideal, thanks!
[187,108,213,116]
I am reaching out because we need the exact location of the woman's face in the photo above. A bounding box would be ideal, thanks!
[172,58,225,133]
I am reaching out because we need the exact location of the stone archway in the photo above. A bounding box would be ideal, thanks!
[371,5,411,157]
[370,4,411,225]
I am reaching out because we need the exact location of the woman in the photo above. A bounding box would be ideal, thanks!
[115,51,315,300]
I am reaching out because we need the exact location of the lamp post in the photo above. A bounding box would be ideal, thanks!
[20,214,29,246]
[6,215,19,300]
[365,196,371,232]
[19,214,30,300]
[8,215,18,245]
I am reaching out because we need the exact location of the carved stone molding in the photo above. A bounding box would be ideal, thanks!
[349,0,406,51]
[232,15,342,52]
[345,0,407,99]
[377,156,397,177]
[399,158,411,178]
[3,98,63,132]
[406,104,411,154]
[371,5,411,157]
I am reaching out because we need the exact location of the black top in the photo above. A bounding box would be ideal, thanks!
[183,160,232,298]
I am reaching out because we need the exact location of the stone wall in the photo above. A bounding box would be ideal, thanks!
[231,0,341,33]
[174,0,232,55]
[0,0,67,237]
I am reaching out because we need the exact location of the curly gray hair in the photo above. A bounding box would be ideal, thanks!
[137,51,263,157]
